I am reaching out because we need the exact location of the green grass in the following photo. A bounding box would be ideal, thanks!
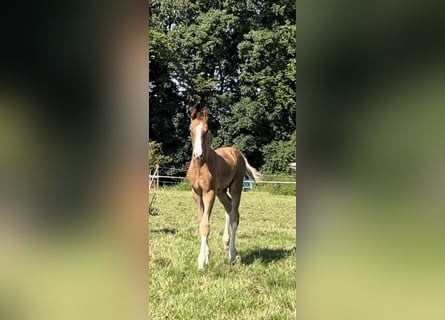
[149,190,296,319]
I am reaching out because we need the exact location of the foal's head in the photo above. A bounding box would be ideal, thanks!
[189,106,210,160]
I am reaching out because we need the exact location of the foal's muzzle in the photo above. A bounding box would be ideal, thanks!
[193,153,204,160]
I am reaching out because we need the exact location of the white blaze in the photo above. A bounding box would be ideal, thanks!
[193,123,203,158]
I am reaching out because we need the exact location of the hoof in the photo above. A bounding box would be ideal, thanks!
[229,248,237,262]
[198,260,207,269]
[198,254,209,269]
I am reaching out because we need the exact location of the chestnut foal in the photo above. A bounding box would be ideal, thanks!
[186,107,262,269]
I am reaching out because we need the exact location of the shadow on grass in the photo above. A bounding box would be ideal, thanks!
[149,228,178,235]
[240,247,296,265]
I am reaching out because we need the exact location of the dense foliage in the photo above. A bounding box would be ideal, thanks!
[149,0,296,174]
[148,140,172,167]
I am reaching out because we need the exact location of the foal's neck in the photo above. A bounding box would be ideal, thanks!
[203,140,215,161]
[191,142,215,167]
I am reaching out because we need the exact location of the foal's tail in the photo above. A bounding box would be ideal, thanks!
[243,156,263,182]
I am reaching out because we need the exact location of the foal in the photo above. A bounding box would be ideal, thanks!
[186,106,262,269]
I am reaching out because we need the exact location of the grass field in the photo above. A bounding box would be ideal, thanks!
[149,189,296,319]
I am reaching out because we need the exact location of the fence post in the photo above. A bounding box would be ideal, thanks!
[156,165,159,189]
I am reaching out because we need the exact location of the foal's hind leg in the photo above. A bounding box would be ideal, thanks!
[216,189,232,253]
[228,185,242,262]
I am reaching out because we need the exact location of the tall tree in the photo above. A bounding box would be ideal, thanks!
[149,0,296,174]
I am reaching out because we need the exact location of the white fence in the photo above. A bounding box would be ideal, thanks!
[149,165,160,189]
[149,165,295,190]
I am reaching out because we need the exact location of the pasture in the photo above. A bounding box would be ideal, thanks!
[149,189,296,319]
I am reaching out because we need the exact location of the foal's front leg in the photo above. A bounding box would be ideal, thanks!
[192,189,206,268]
[197,190,215,269]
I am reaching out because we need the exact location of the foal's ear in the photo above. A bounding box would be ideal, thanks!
[202,107,209,121]
[190,105,199,120]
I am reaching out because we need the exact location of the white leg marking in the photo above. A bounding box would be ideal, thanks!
[229,222,237,261]
[192,123,203,158]
[223,211,230,249]
[198,235,209,269]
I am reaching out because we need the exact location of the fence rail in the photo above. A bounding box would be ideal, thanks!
[149,172,295,189]
[149,175,187,180]
[149,175,295,184]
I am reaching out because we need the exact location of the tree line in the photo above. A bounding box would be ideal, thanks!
[149,0,296,175]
